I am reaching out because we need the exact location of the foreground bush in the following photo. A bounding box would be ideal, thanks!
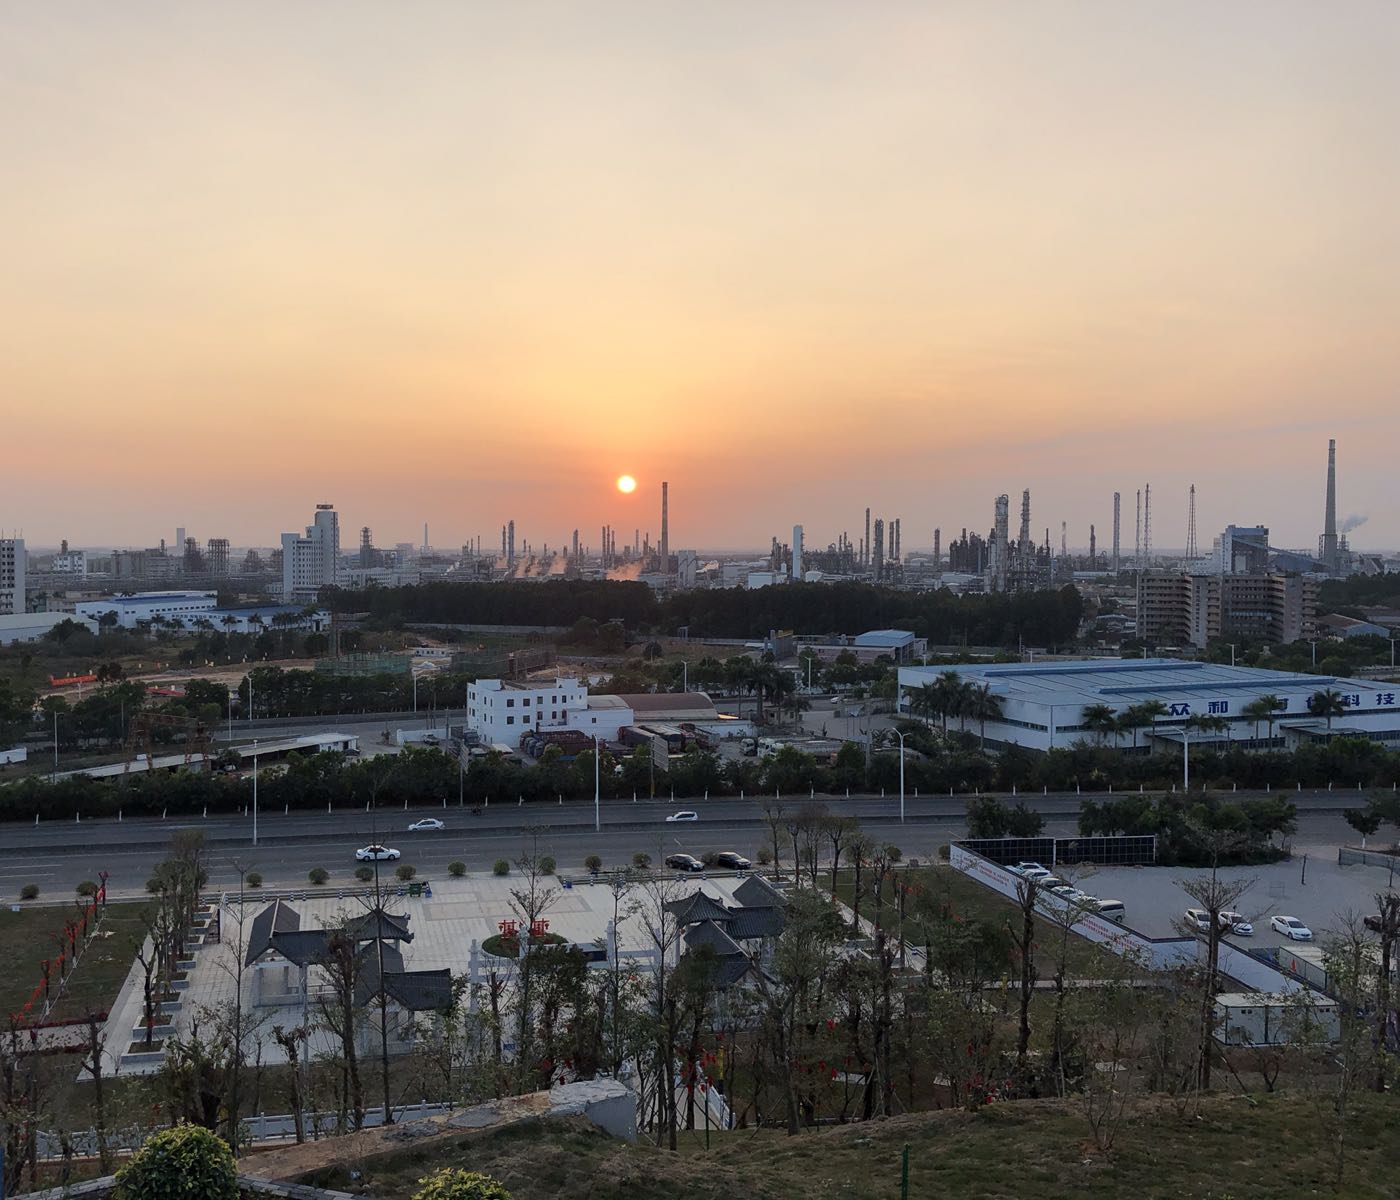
[309,867,329,885]
[492,859,509,876]
[448,860,466,876]
[20,883,39,900]
[115,1124,237,1200]
[412,1167,511,1200]
[395,863,417,882]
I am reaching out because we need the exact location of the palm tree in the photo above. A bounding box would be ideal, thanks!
[1240,696,1279,743]
[1307,688,1347,732]
[911,682,941,729]
[1134,699,1169,749]
[968,683,1003,750]
[1259,693,1284,744]
[1081,702,1118,747]
[931,670,964,735]
[1116,704,1147,751]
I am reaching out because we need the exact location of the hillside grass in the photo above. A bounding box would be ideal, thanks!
[0,899,150,1022]
[302,1092,1398,1200]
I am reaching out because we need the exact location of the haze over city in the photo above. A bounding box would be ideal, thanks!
[3,1,1398,549]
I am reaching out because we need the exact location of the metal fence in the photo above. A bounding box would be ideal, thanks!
[958,835,1157,867]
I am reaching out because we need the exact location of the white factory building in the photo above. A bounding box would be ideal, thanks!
[75,590,219,629]
[0,611,98,645]
[896,658,1400,753]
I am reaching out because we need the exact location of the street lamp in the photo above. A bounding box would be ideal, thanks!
[892,727,907,824]
[1226,643,1237,668]
[252,739,259,846]
[594,735,602,832]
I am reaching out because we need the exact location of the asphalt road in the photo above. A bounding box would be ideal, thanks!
[0,790,1365,901]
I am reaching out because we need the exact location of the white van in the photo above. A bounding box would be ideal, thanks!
[1094,899,1126,923]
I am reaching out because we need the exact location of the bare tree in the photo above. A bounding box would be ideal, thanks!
[635,873,688,1149]
[1176,869,1255,1092]
[1008,874,1039,1088]
[1371,889,1400,1093]
[79,1011,111,1171]
[826,814,859,894]
[272,1025,310,1142]
[1320,914,1379,1188]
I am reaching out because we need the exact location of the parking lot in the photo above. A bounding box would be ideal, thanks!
[1053,853,1396,950]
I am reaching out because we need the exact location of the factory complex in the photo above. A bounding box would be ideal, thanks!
[896,658,1400,754]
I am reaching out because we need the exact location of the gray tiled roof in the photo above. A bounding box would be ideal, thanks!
[666,890,732,926]
[683,920,745,958]
[726,906,785,940]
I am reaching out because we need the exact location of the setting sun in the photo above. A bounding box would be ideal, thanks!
[616,475,637,494]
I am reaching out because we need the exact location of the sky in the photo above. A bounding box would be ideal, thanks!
[2,1,1398,554]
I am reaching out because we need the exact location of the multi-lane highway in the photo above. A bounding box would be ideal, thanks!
[0,790,1364,900]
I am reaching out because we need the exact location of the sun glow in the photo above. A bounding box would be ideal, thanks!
[616,474,637,494]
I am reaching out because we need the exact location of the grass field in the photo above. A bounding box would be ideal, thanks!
[301,1092,1398,1200]
[0,900,150,1022]
[831,864,1116,979]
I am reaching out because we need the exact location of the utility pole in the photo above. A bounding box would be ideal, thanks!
[252,740,259,846]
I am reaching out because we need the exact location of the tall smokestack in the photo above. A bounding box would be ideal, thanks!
[1112,492,1121,574]
[660,481,669,572]
[1322,438,1339,572]
[792,524,804,582]
[864,508,871,567]
[933,528,941,575]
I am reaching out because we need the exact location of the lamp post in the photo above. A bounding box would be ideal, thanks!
[1226,643,1237,668]
[1182,726,1190,792]
[252,740,259,846]
[892,727,907,824]
[682,661,688,694]
[594,735,602,832]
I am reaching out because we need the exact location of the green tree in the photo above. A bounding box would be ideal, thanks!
[1307,688,1347,731]
[1080,703,1118,748]
[115,1125,237,1200]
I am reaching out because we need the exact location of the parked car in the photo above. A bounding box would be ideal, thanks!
[665,853,705,872]
[355,844,400,862]
[1184,907,1213,933]
[1094,899,1126,922]
[715,851,751,870]
[408,818,445,832]
[665,811,699,822]
[1011,861,1046,875]
[1272,915,1313,941]
[1219,911,1253,936]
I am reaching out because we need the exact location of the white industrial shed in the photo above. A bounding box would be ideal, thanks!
[896,658,1400,753]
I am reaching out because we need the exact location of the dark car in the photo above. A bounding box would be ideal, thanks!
[664,853,704,872]
[715,851,751,870]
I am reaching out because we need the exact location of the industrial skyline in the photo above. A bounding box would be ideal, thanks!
[3,4,1398,548]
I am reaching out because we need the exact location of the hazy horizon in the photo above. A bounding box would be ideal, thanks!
[3,2,1398,551]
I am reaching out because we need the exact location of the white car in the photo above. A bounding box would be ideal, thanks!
[1220,911,1253,936]
[355,844,401,862]
[1011,861,1046,876]
[665,811,699,822]
[1184,908,1213,933]
[408,818,445,832]
[1272,915,1313,941]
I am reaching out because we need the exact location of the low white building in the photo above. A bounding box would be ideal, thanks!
[897,657,1400,753]
[0,611,98,645]
[1214,991,1339,1046]
[75,590,218,629]
[466,677,594,745]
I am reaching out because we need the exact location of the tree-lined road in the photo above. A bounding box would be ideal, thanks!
[0,790,1366,900]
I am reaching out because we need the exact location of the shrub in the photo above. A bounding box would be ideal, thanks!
[631,852,651,869]
[355,866,374,882]
[701,851,720,868]
[245,872,263,888]
[145,877,163,894]
[584,854,603,874]
[411,1167,512,1200]
[395,863,417,882]
[115,1124,237,1200]
[19,884,39,900]
[539,855,556,875]
[76,880,98,897]
[448,861,467,877]
[309,867,329,885]
[756,847,773,866]
[493,859,509,876]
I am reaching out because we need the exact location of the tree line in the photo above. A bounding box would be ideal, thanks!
[325,579,1085,646]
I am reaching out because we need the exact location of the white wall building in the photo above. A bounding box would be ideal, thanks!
[51,549,87,576]
[74,590,218,629]
[0,611,98,645]
[465,679,640,745]
[282,503,341,601]
[0,538,25,616]
[897,658,1400,753]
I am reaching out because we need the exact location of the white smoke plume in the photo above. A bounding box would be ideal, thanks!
[1340,513,1368,534]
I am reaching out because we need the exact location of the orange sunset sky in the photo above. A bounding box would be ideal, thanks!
[2,2,1398,553]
